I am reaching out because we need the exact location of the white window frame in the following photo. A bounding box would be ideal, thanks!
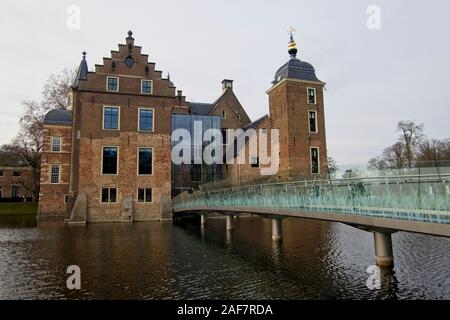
[11,185,20,198]
[137,188,153,203]
[308,110,318,133]
[141,80,153,95]
[101,146,120,176]
[106,76,120,92]
[307,87,317,105]
[51,136,62,153]
[100,188,118,204]
[222,110,227,119]
[138,108,155,132]
[102,106,121,130]
[310,147,320,175]
[137,147,154,176]
[50,164,61,184]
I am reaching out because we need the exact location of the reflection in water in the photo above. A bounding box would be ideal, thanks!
[0,215,449,300]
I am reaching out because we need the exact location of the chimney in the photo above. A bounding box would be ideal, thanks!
[222,79,233,92]
[177,90,183,97]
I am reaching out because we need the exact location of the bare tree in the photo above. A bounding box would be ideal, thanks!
[397,120,424,168]
[1,68,75,202]
[368,142,407,170]
[326,156,338,178]
[42,68,76,111]
[416,138,450,165]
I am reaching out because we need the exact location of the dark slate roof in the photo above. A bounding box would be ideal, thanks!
[273,58,321,84]
[225,115,269,161]
[44,110,73,126]
[73,55,89,86]
[188,102,215,115]
[0,152,27,167]
[244,115,268,130]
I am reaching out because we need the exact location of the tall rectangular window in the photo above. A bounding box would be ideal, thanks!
[309,111,318,133]
[141,80,153,94]
[139,108,154,132]
[222,111,227,119]
[307,88,316,104]
[138,148,153,175]
[102,147,118,175]
[12,186,20,199]
[221,129,228,144]
[50,165,60,184]
[0,170,3,176]
[101,188,117,203]
[138,188,152,203]
[103,106,120,130]
[107,77,119,92]
[51,137,61,152]
[13,170,21,177]
[191,164,202,182]
[311,148,319,174]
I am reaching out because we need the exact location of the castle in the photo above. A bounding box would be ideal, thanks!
[37,31,327,223]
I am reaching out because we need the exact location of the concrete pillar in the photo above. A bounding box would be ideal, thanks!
[226,215,234,231]
[272,219,282,242]
[201,214,207,226]
[373,231,394,268]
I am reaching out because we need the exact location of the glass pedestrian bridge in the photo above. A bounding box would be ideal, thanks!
[173,163,450,267]
[174,164,450,230]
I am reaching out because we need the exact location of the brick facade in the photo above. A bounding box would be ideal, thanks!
[0,166,34,200]
[37,31,328,222]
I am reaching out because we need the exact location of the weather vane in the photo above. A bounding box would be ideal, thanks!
[288,26,297,37]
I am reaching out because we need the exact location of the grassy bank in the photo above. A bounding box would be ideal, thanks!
[0,203,38,216]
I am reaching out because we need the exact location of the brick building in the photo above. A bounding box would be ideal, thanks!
[0,153,35,202]
[38,31,328,223]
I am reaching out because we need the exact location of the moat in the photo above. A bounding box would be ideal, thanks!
[0,215,449,300]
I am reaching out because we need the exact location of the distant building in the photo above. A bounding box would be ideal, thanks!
[0,153,34,202]
[38,31,327,223]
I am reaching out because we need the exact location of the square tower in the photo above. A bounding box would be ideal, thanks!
[267,34,328,179]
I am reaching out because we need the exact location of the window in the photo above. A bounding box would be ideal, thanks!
[221,129,228,144]
[102,147,118,175]
[309,111,318,133]
[50,165,60,184]
[311,148,320,174]
[191,164,202,182]
[0,186,2,198]
[139,108,154,132]
[138,188,152,203]
[101,188,117,203]
[64,195,69,204]
[141,80,153,94]
[51,137,61,152]
[0,170,3,177]
[103,106,120,130]
[13,170,21,177]
[261,128,268,135]
[107,77,119,92]
[138,148,153,175]
[307,88,316,104]
[12,186,20,199]
[222,111,227,119]
[251,157,260,168]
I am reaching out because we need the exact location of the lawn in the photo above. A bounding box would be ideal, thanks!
[0,203,38,216]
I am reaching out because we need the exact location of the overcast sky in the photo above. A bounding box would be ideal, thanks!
[1,0,449,165]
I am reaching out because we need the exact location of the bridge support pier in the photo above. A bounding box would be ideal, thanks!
[373,231,394,268]
[226,215,234,231]
[201,214,207,226]
[272,219,282,242]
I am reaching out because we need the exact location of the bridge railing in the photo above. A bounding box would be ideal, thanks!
[173,163,450,224]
